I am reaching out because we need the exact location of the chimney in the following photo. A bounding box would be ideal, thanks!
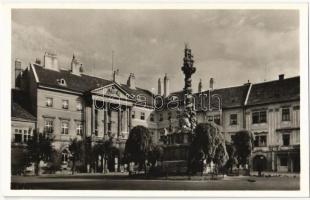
[113,69,119,83]
[209,78,214,90]
[164,73,170,97]
[35,58,42,65]
[279,74,284,80]
[71,54,82,76]
[244,80,251,85]
[80,64,84,73]
[15,59,22,88]
[44,51,58,71]
[198,79,203,93]
[127,73,136,89]
[158,78,162,95]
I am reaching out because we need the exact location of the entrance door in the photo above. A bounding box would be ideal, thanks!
[253,155,267,171]
[292,155,300,172]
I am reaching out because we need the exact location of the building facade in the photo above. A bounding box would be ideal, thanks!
[245,76,300,172]
[12,52,300,173]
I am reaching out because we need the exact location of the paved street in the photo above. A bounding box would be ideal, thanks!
[11,174,300,190]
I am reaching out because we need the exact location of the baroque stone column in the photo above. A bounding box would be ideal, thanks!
[179,44,197,134]
[128,107,132,131]
[91,99,95,136]
[104,102,107,138]
[118,108,121,138]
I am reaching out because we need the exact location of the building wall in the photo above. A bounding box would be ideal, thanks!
[245,101,300,172]
[132,106,159,142]
[245,101,300,147]
[221,108,245,142]
[36,88,84,149]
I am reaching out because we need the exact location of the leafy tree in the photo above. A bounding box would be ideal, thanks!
[44,149,62,174]
[213,142,229,174]
[26,132,53,176]
[148,144,164,167]
[124,125,153,174]
[224,142,237,174]
[189,123,228,174]
[11,146,31,175]
[84,136,93,172]
[68,138,83,174]
[232,130,254,168]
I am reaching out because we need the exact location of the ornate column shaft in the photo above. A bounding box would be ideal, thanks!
[179,44,197,134]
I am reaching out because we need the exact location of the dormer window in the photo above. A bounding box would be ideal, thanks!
[137,95,146,103]
[57,78,67,86]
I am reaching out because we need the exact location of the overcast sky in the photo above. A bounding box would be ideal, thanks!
[12,9,299,93]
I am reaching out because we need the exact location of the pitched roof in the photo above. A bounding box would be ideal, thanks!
[33,64,112,93]
[195,84,250,110]
[33,64,155,107]
[158,84,250,110]
[121,84,154,107]
[11,89,36,121]
[247,76,300,106]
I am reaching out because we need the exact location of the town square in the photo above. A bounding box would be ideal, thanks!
[6,7,306,193]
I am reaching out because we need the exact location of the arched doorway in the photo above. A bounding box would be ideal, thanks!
[61,149,70,170]
[252,155,267,171]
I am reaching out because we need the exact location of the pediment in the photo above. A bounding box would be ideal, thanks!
[91,83,133,101]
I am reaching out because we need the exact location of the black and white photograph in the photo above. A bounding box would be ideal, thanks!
[0,2,309,198]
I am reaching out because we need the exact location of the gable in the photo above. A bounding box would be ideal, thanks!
[91,83,134,101]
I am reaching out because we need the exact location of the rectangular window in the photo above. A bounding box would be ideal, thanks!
[252,111,267,124]
[254,136,259,147]
[76,123,83,136]
[140,112,145,120]
[230,114,238,125]
[282,108,290,121]
[131,111,135,119]
[23,129,31,142]
[159,113,163,122]
[14,134,22,143]
[293,105,300,110]
[62,100,69,109]
[214,115,220,125]
[14,129,22,143]
[76,100,83,111]
[260,135,267,146]
[61,121,69,135]
[280,156,288,166]
[282,134,290,146]
[150,114,154,122]
[254,135,267,147]
[207,116,213,122]
[46,97,53,107]
[44,119,54,134]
